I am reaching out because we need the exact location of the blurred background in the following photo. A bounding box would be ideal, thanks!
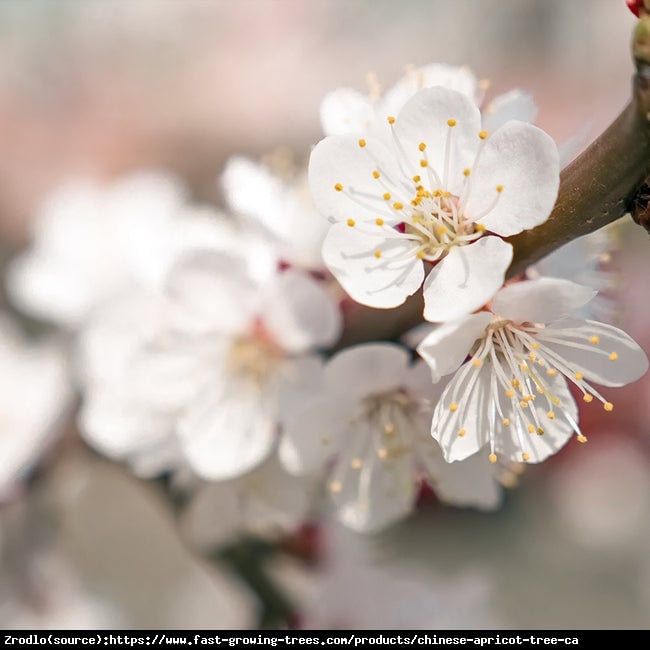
[1,0,649,631]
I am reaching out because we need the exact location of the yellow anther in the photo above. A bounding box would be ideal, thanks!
[392,202,404,210]
[530,342,540,350]
[589,336,600,345]
[519,363,528,371]
[433,189,443,197]
[374,250,382,259]
[449,402,459,412]
[524,394,535,402]
[384,423,395,435]
[377,448,388,459]
[418,142,427,151]
[506,389,515,398]
[496,185,504,193]
[420,159,428,167]
[387,116,396,124]
[604,402,614,412]
[375,218,384,226]
[609,352,619,361]
[502,418,510,426]
[527,424,536,433]
[416,250,425,259]
[447,118,457,127]
[457,429,466,437]
[358,138,367,148]
[522,453,530,462]
[437,225,447,235]
[372,170,381,179]
[351,458,363,469]
[537,427,544,436]
[577,435,588,444]
[463,168,471,177]
[472,358,482,368]
[330,481,342,493]
[546,368,558,377]
[511,379,520,388]
[334,183,343,192]
[488,453,498,463]
[547,411,555,419]
[583,394,593,403]
[475,223,486,232]
[346,218,356,227]
[382,192,391,200]
[478,130,489,140]
[574,372,584,381]
[529,352,537,362]
[520,400,529,409]
[537,359,545,366]
[442,191,451,198]
[412,175,421,183]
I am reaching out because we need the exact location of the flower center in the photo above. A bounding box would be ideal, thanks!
[226,330,282,384]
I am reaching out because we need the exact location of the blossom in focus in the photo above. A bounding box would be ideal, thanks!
[221,155,330,270]
[309,87,559,320]
[6,171,239,328]
[280,343,503,534]
[417,278,649,464]
[0,318,71,500]
[320,62,537,138]
[79,249,342,481]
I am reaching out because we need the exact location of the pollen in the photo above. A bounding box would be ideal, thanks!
[387,116,396,124]
[372,170,381,179]
[393,202,404,210]
[583,394,593,403]
[589,335,600,345]
[351,458,363,469]
[330,481,343,493]
[472,358,482,367]
[447,118,457,127]
[420,159,428,167]
[346,218,356,227]
[577,435,588,443]
[496,185,504,193]
[527,424,536,434]
[457,429,466,437]
[574,372,584,380]
[374,250,382,259]
[475,223,486,232]
[522,453,530,462]
[604,402,614,412]
[358,138,367,148]
[382,192,391,201]
[503,418,510,426]
[463,168,471,177]
[449,402,459,412]
[537,427,544,436]
[334,183,343,192]
[520,400,529,409]
[375,218,384,226]
[547,411,555,419]
[506,389,515,398]
[609,352,619,361]
[412,175,421,183]
[488,453,497,464]
[546,368,558,377]
[418,142,427,151]
[478,130,489,140]
[437,226,447,235]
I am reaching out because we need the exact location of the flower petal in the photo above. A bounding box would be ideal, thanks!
[492,278,596,324]
[538,319,649,387]
[422,237,512,323]
[481,89,538,132]
[394,87,482,196]
[320,88,375,136]
[465,121,559,236]
[263,271,342,353]
[322,223,424,309]
[417,312,493,382]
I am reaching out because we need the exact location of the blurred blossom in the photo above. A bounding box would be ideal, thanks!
[280,343,502,534]
[0,318,71,501]
[181,453,318,550]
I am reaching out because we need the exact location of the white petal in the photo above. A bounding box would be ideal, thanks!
[322,223,424,309]
[417,312,493,382]
[422,237,512,322]
[381,64,481,119]
[492,278,596,324]
[538,319,649,387]
[263,271,342,353]
[165,251,258,335]
[309,135,403,225]
[431,363,492,462]
[394,87,482,196]
[275,356,325,419]
[324,342,412,399]
[424,447,502,511]
[481,89,538,132]
[320,88,375,136]
[177,380,276,481]
[466,121,560,237]
[401,359,447,405]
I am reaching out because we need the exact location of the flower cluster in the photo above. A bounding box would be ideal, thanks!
[3,62,647,538]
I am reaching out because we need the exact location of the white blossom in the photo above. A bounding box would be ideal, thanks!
[417,278,649,464]
[280,343,503,534]
[310,86,559,320]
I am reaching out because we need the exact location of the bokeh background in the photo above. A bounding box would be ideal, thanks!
[1,0,649,630]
